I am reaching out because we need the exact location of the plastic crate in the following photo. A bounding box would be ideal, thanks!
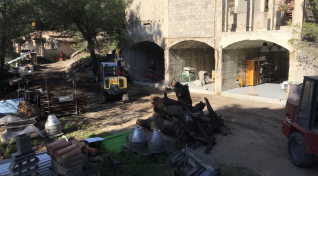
[102,131,132,153]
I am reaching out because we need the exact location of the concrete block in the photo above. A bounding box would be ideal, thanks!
[15,134,32,154]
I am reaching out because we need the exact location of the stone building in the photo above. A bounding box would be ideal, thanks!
[15,32,76,61]
[124,0,318,94]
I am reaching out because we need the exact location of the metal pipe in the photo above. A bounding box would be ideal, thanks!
[24,85,26,101]
[75,77,78,115]
[18,81,20,103]
[45,78,50,115]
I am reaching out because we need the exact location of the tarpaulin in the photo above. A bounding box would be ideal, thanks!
[0,98,24,115]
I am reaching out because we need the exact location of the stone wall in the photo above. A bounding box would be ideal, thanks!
[168,0,216,39]
[126,0,165,47]
[168,47,215,82]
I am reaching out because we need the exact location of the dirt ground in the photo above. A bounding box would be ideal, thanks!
[2,60,318,176]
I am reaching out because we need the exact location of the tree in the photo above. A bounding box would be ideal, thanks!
[0,0,37,79]
[37,0,127,75]
[289,0,318,61]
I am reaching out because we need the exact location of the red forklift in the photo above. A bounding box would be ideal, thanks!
[282,76,318,167]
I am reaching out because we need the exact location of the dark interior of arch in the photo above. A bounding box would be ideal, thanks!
[168,40,215,83]
[222,40,290,91]
[128,41,164,81]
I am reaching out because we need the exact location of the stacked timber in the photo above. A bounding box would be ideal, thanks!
[18,101,41,119]
[41,94,89,116]
[136,82,231,155]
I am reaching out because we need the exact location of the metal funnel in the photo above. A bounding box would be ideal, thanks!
[129,127,147,143]
[45,114,62,136]
[129,127,147,152]
[45,114,60,127]
[148,129,166,154]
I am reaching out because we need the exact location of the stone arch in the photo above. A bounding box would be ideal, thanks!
[126,41,165,81]
[130,39,165,50]
[220,38,291,92]
[168,38,216,51]
[221,31,293,52]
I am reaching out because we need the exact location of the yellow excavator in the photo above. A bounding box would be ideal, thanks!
[99,49,128,103]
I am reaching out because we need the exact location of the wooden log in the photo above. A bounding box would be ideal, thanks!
[162,93,188,107]
[191,102,206,112]
[191,141,202,150]
[152,96,193,124]
[172,82,192,107]
[137,114,182,136]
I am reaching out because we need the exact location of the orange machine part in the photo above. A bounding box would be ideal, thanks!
[246,60,261,86]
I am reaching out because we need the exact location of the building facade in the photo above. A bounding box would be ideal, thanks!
[125,0,318,94]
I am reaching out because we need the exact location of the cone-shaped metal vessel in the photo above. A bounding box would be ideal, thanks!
[45,114,62,136]
[148,129,166,154]
[129,127,147,152]
[129,127,147,143]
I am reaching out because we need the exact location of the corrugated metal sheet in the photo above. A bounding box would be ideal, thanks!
[0,152,53,176]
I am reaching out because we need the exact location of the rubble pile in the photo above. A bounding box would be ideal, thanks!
[136,82,231,154]
[65,56,110,81]
[65,58,94,81]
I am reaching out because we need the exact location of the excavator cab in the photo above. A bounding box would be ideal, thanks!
[282,76,318,167]
[99,62,128,103]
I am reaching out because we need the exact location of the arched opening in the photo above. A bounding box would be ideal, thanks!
[128,41,164,81]
[168,40,215,88]
[221,40,290,100]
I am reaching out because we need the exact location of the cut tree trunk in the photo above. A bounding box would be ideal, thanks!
[152,96,193,124]
[0,37,6,80]
[172,82,192,107]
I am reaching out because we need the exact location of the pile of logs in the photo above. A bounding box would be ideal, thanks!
[41,94,89,116]
[18,101,41,119]
[136,82,231,154]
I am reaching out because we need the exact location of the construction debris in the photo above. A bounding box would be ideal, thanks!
[136,82,231,154]
[170,146,220,176]
[0,116,44,144]
[41,94,89,116]
[0,98,24,115]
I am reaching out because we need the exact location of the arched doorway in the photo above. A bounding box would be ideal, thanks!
[221,40,290,99]
[128,41,164,81]
[168,40,216,84]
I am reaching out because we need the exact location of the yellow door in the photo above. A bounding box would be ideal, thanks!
[246,61,254,86]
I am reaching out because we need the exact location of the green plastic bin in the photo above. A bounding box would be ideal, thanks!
[102,130,132,153]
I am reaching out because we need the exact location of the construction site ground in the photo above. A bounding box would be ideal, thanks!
[2,60,318,176]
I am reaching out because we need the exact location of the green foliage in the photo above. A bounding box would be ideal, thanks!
[63,123,88,134]
[289,23,318,61]
[0,0,38,78]
[280,4,289,12]
[0,139,17,160]
[100,151,173,176]
[36,0,128,70]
